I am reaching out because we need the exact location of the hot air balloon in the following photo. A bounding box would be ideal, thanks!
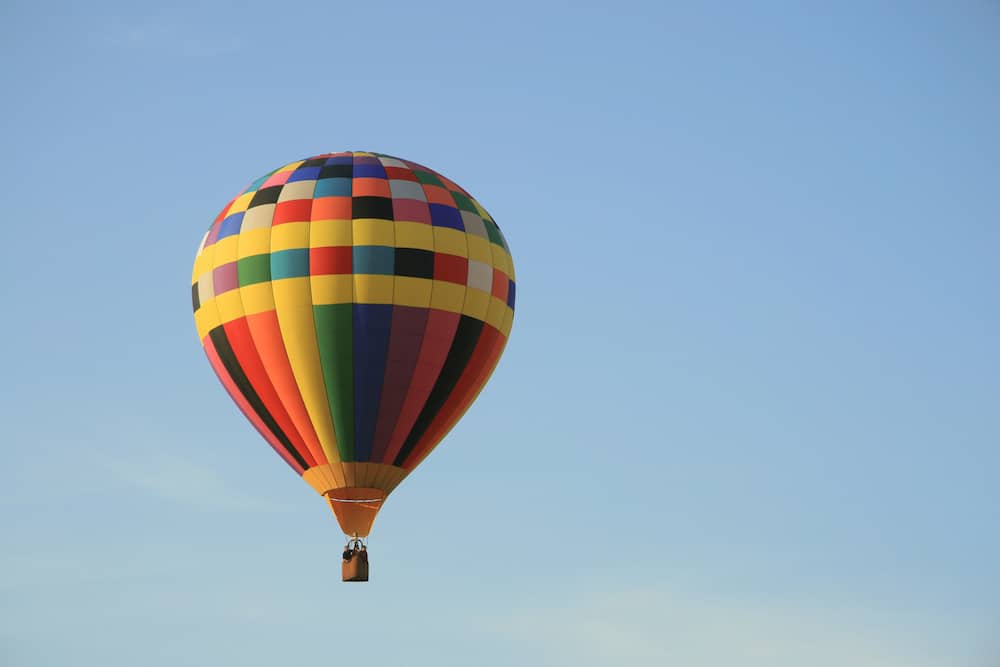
[191,152,515,581]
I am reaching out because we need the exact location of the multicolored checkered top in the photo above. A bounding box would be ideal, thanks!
[192,152,514,499]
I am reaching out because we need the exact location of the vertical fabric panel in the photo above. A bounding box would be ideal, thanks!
[271,276,342,465]
[314,303,355,462]
[206,327,309,470]
[369,306,429,463]
[352,303,393,461]
[393,315,484,467]
[203,335,305,474]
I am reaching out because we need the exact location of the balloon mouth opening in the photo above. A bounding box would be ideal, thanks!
[325,488,387,538]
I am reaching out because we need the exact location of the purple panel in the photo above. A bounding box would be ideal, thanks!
[369,306,429,463]
[213,261,240,296]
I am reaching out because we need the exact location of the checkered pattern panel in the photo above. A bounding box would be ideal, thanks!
[192,152,515,483]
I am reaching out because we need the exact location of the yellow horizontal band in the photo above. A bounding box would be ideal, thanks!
[271,221,310,252]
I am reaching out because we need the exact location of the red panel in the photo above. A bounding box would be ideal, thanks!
[433,253,468,285]
[310,246,353,275]
[491,268,509,301]
[380,309,460,465]
[438,175,470,196]
[272,199,313,226]
[222,317,317,467]
[203,335,305,474]
[244,310,329,466]
[422,184,456,206]
[385,166,418,182]
[402,324,507,469]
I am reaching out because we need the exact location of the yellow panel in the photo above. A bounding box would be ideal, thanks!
[303,465,335,495]
[192,251,212,282]
[215,289,245,324]
[462,288,490,321]
[506,250,517,281]
[311,219,353,247]
[278,180,317,202]
[212,236,240,267]
[276,160,304,173]
[492,248,511,277]
[194,301,221,340]
[430,281,465,313]
[312,274,353,305]
[393,221,434,250]
[329,463,346,489]
[467,235,492,264]
[271,277,341,464]
[433,227,468,257]
[472,200,491,220]
[347,465,363,488]
[194,239,219,340]
[500,307,514,337]
[240,282,275,315]
[237,227,271,258]
[485,295,507,331]
[354,275,393,304]
[228,192,255,215]
[353,219,394,246]
[270,221,310,251]
[393,276,432,307]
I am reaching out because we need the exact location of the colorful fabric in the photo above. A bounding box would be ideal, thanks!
[191,152,515,481]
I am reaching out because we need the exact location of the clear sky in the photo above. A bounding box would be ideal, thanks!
[2,1,998,665]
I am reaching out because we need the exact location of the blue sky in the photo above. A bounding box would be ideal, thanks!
[2,1,998,665]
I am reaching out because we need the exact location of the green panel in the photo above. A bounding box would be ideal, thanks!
[238,253,271,286]
[414,170,444,186]
[484,219,505,248]
[450,192,478,213]
[314,303,355,461]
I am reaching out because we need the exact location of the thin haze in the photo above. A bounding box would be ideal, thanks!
[1,1,998,665]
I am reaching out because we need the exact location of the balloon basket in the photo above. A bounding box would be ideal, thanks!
[342,539,369,582]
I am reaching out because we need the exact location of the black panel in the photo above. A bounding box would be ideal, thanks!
[248,186,282,208]
[394,248,435,279]
[191,283,200,312]
[319,164,353,179]
[352,196,394,220]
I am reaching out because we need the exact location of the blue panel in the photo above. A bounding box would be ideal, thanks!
[270,248,310,280]
[288,166,321,182]
[429,203,465,230]
[353,163,387,178]
[217,212,245,240]
[353,303,393,462]
[507,280,516,309]
[313,178,352,198]
[325,156,354,165]
[352,245,394,275]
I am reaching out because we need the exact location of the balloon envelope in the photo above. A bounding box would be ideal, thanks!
[191,152,515,536]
